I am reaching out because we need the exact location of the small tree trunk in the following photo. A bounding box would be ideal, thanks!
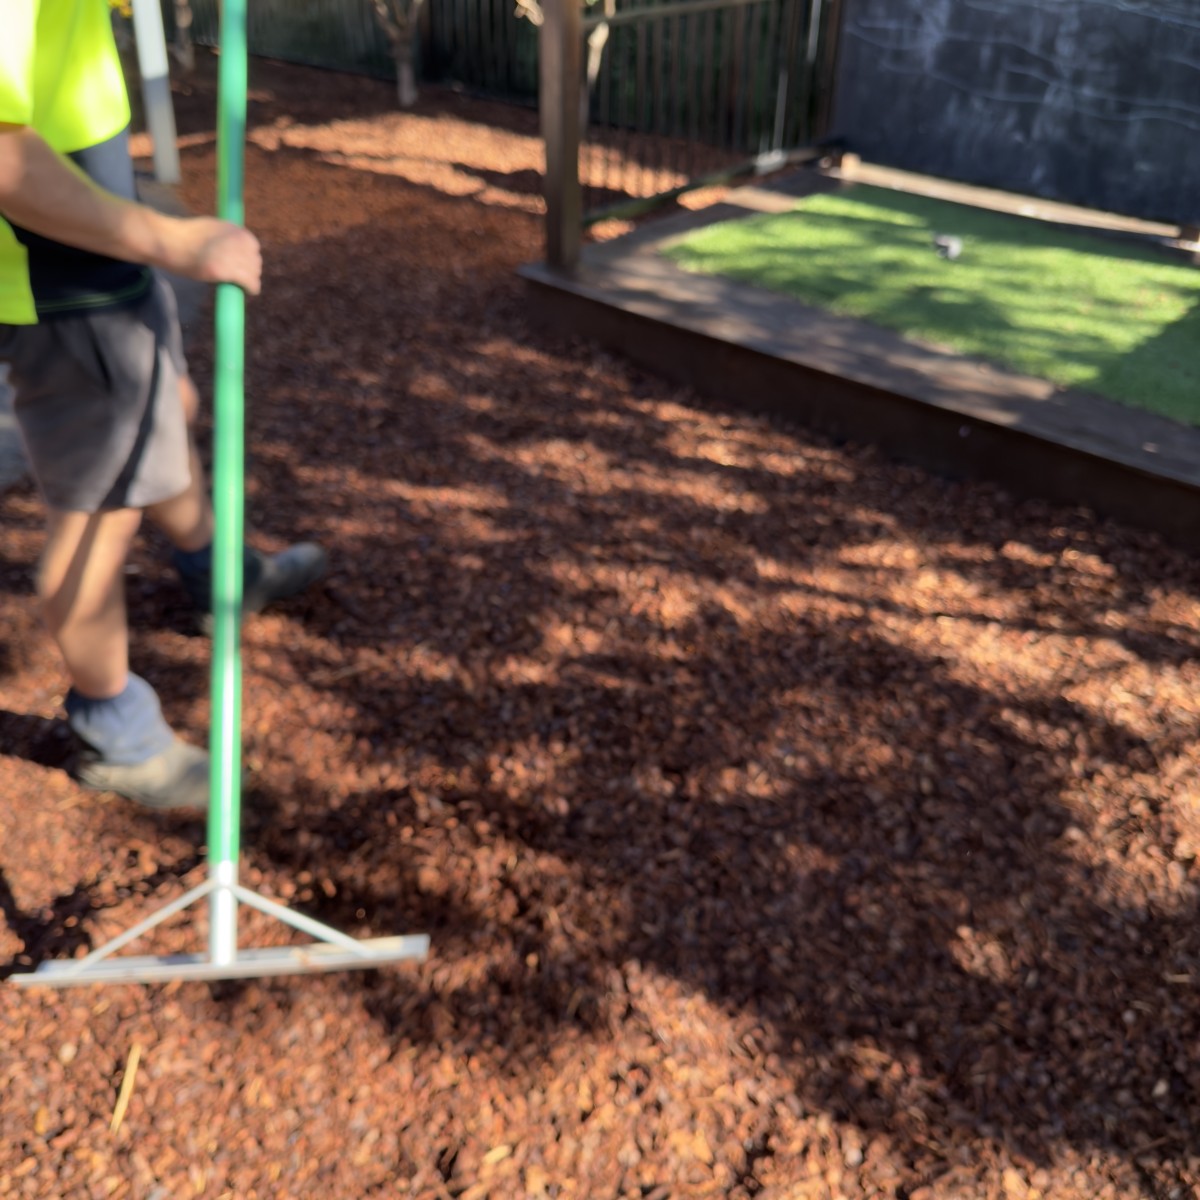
[173,0,195,72]
[397,53,418,108]
[581,0,614,132]
[372,0,426,109]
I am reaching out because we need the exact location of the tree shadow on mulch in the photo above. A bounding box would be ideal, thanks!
[256,603,1198,1165]
[0,768,207,979]
[157,156,1200,1175]
[0,868,96,981]
[0,710,75,772]
[4,78,1199,1190]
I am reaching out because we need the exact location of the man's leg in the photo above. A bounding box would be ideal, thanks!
[38,506,140,699]
[39,504,209,809]
[144,375,213,554]
[11,283,322,809]
[155,376,328,621]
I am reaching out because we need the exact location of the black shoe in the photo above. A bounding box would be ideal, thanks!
[73,738,210,810]
[177,541,328,634]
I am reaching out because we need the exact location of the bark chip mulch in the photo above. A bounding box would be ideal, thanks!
[2,55,1200,1200]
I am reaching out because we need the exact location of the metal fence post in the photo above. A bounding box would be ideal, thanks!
[541,0,583,271]
[813,0,846,142]
[780,0,808,150]
[131,0,182,184]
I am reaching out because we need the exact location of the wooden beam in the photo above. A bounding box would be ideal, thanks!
[540,0,583,270]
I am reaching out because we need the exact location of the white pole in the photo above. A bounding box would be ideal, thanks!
[210,861,239,966]
[131,0,182,185]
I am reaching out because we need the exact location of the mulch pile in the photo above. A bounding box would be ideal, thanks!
[3,54,1200,1200]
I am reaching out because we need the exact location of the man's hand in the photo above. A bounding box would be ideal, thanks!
[160,217,263,295]
[0,127,263,294]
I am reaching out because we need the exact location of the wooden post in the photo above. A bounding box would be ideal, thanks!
[541,0,583,271]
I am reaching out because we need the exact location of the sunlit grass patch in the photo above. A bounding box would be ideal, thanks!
[665,185,1200,427]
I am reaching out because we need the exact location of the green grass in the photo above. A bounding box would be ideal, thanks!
[663,184,1200,428]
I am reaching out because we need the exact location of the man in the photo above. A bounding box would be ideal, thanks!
[0,1,326,809]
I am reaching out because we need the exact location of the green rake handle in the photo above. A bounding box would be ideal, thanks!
[210,0,249,950]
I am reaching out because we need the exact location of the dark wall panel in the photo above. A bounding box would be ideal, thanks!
[832,0,1200,226]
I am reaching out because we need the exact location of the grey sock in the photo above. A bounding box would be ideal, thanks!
[65,674,177,766]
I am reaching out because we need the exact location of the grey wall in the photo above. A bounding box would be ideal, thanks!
[831,0,1200,227]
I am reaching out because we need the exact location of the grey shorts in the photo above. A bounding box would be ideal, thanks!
[0,275,192,513]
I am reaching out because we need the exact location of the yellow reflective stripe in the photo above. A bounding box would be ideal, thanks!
[0,223,37,325]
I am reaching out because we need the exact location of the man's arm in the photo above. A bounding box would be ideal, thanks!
[0,124,262,294]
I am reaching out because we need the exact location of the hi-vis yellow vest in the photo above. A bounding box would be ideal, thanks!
[0,0,148,323]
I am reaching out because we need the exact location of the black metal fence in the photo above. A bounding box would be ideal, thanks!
[183,0,844,266]
[187,0,541,96]
[424,0,541,97]
[542,0,842,266]
[576,0,842,222]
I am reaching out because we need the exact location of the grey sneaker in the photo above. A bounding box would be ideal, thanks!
[73,738,210,810]
[243,542,329,615]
